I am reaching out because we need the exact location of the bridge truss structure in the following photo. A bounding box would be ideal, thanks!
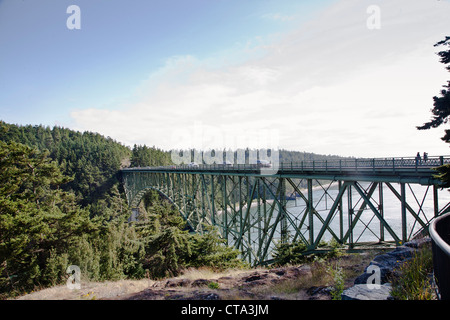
[121,156,450,266]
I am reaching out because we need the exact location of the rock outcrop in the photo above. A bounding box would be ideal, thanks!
[342,237,431,300]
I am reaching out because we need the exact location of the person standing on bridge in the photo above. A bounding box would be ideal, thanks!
[416,152,421,166]
[423,152,428,163]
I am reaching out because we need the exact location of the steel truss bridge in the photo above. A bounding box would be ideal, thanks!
[121,156,450,266]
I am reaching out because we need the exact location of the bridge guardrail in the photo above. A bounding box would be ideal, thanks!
[122,156,450,173]
[429,212,450,300]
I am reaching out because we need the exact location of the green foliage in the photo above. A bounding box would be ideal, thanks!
[273,241,308,266]
[82,222,145,281]
[432,164,450,188]
[417,36,450,143]
[390,245,435,300]
[0,121,130,207]
[137,191,246,279]
[137,197,191,278]
[144,227,191,279]
[0,141,96,295]
[208,281,220,289]
[327,264,345,300]
[279,149,344,163]
[131,144,172,167]
[186,226,248,271]
[0,123,148,297]
[273,238,343,266]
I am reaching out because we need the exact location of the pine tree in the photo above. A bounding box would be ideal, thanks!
[418,36,450,142]
[0,141,95,294]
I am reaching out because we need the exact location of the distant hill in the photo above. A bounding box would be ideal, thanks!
[279,149,348,163]
[0,121,173,207]
[0,121,131,207]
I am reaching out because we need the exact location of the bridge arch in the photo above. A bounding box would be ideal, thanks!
[126,185,196,232]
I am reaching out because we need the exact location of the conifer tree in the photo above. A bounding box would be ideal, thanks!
[418,36,450,142]
[417,36,450,187]
[0,141,95,293]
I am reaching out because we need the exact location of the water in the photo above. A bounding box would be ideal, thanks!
[286,182,447,242]
[224,181,450,261]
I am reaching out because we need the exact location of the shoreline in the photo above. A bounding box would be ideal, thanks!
[215,181,338,216]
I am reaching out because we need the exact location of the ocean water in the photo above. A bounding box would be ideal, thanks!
[222,181,450,261]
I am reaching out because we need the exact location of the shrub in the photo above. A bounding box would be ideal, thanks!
[272,238,344,266]
[390,245,435,300]
[272,241,308,266]
[327,264,345,300]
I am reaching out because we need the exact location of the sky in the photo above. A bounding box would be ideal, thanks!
[1,0,450,158]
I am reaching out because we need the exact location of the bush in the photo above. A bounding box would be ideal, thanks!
[273,241,308,266]
[390,245,435,300]
[137,191,247,279]
[327,264,345,300]
[186,226,248,271]
[272,238,343,266]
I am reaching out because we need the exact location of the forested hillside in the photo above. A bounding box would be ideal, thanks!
[279,149,346,163]
[0,121,244,298]
[0,122,131,206]
[131,144,173,167]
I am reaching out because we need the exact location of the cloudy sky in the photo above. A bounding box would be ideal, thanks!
[1,0,450,158]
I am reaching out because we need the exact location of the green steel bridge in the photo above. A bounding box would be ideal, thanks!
[120,156,450,265]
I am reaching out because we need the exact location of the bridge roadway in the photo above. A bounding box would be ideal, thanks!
[120,155,450,265]
[121,156,450,185]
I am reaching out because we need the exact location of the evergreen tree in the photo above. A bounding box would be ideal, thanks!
[137,191,246,278]
[417,36,450,187]
[130,144,172,167]
[417,36,450,142]
[0,141,95,294]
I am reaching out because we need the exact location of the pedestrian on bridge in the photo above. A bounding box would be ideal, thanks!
[416,152,421,165]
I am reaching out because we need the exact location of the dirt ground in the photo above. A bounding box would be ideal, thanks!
[16,252,377,301]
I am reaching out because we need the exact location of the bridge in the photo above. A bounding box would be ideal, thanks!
[120,155,450,266]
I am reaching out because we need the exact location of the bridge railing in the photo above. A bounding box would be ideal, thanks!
[280,156,449,171]
[122,156,450,173]
[429,212,450,300]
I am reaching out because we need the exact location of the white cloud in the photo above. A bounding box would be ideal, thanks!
[261,13,295,22]
[71,0,450,157]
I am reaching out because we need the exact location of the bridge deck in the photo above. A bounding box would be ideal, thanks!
[121,156,450,185]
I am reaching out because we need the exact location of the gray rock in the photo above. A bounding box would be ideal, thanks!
[307,286,332,296]
[345,238,430,300]
[203,293,220,300]
[164,278,192,288]
[341,283,392,300]
[372,252,402,269]
[191,279,212,287]
[354,264,392,285]
[404,237,431,249]
[268,268,285,276]
[387,245,415,261]
[354,246,415,285]
[244,274,263,282]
